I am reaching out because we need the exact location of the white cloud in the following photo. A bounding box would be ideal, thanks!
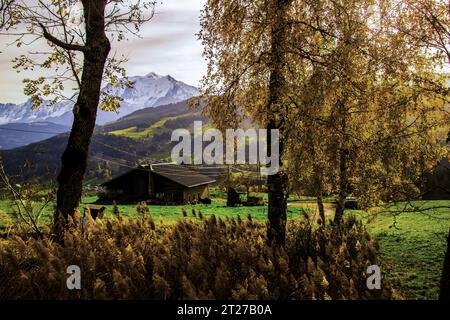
[0,0,207,103]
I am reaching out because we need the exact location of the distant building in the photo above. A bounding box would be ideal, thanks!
[99,163,216,204]
[422,156,450,200]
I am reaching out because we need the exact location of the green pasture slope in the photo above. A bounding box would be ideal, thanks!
[355,200,450,300]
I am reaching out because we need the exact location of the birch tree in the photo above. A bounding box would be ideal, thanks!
[0,0,155,238]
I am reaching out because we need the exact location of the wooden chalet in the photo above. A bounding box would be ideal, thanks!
[99,163,216,204]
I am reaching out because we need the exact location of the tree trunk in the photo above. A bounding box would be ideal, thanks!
[312,145,325,223]
[54,1,110,237]
[309,130,326,224]
[334,102,348,224]
[317,191,325,223]
[267,166,289,246]
[266,0,291,247]
[439,228,450,300]
[334,147,348,224]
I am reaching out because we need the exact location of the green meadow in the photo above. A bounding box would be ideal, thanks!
[357,200,450,300]
[0,194,449,299]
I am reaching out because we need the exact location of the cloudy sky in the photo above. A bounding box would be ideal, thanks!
[0,0,207,103]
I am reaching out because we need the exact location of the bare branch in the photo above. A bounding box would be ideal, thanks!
[0,0,14,29]
[39,22,87,52]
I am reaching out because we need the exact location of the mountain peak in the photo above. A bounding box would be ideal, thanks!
[145,72,163,79]
[165,74,176,82]
[0,72,199,127]
[144,73,178,83]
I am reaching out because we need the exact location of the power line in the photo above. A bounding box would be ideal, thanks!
[92,137,141,158]
[92,155,229,178]
[0,126,68,135]
[92,155,148,172]
[0,126,263,176]
[91,137,173,165]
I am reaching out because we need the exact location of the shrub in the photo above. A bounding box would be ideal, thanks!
[0,214,392,299]
[136,201,150,219]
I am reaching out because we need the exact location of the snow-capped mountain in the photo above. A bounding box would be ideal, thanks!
[97,72,199,124]
[0,100,73,126]
[0,72,199,126]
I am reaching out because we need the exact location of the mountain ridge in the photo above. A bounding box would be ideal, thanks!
[0,99,208,183]
[0,72,199,126]
[0,122,70,150]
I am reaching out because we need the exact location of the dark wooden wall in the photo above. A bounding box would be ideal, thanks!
[103,170,211,204]
[103,169,150,201]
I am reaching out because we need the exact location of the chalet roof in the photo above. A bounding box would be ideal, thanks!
[101,163,216,189]
[100,167,145,187]
[142,163,216,188]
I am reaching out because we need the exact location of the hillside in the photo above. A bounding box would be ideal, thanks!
[99,99,207,134]
[0,99,208,184]
[0,122,70,150]
[0,133,143,184]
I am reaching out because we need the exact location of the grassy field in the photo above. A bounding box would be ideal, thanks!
[81,196,309,223]
[109,118,170,138]
[353,200,450,300]
[0,194,448,299]
[108,114,190,139]
[0,195,309,226]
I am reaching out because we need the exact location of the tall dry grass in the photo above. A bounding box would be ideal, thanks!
[0,212,393,299]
